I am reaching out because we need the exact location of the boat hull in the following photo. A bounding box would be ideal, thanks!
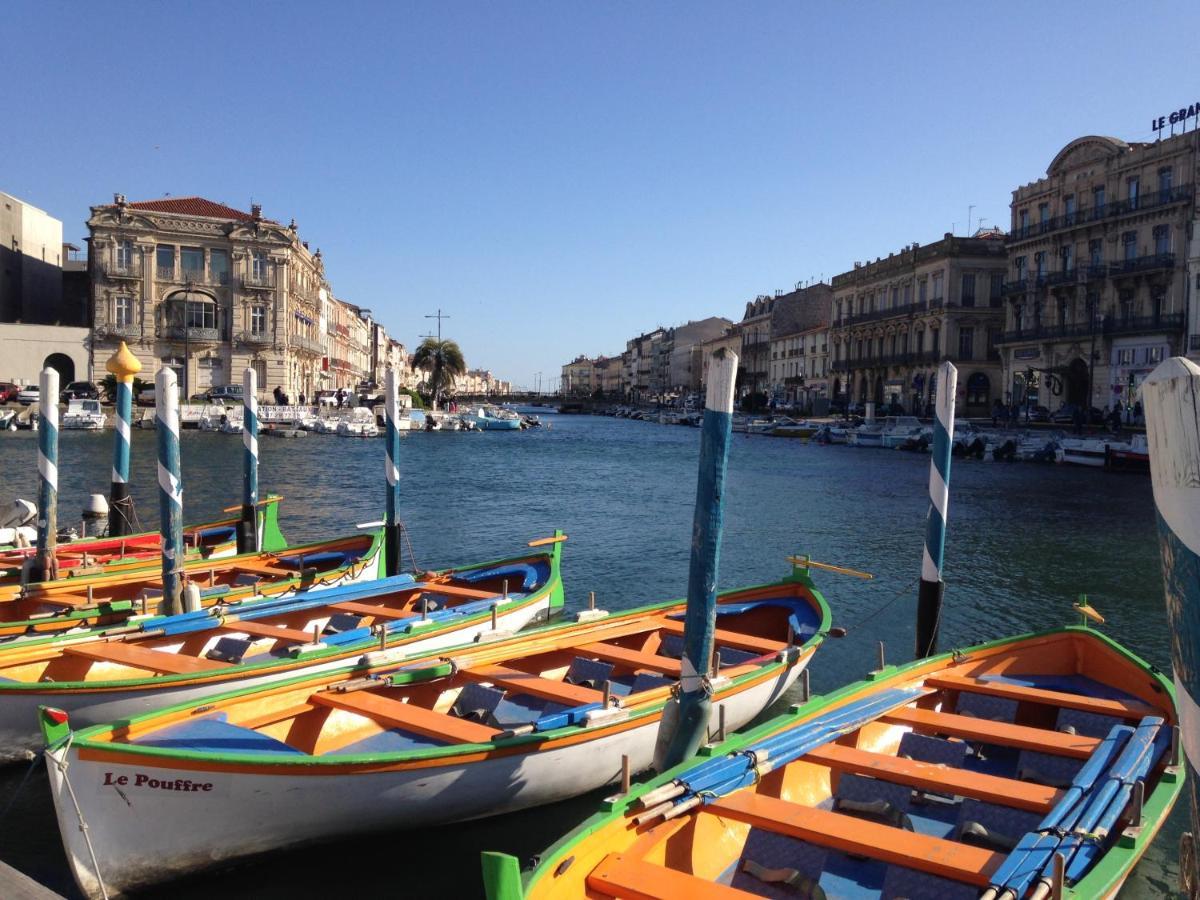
[45,658,804,897]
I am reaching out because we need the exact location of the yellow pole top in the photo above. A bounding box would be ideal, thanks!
[105,341,143,382]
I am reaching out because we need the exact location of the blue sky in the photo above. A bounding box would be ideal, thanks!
[7,2,1198,389]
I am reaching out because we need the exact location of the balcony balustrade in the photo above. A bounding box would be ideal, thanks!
[238,330,274,347]
[289,333,325,355]
[102,261,141,279]
[95,322,142,339]
[998,312,1184,344]
[1108,253,1175,277]
[1008,185,1192,242]
[162,325,224,342]
[243,271,276,289]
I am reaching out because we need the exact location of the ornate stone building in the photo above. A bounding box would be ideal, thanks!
[999,133,1197,411]
[88,195,332,400]
[767,284,832,412]
[830,232,1007,416]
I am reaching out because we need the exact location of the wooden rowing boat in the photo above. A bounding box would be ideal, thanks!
[40,560,831,898]
[0,534,564,756]
[0,496,286,590]
[487,626,1180,900]
[0,527,382,640]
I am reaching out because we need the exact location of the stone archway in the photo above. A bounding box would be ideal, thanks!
[43,353,75,384]
[1065,357,1089,407]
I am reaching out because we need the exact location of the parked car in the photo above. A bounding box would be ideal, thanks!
[17,386,40,405]
[136,387,157,407]
[1050,403,1103,425]
[0,383,19,403]
[206,384,244,403]
[1027,405,1051,423]
[60,381,100,403]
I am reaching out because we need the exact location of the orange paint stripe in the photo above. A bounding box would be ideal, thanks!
[587,853,757,899]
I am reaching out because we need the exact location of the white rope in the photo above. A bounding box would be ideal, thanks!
[49,733,111,900]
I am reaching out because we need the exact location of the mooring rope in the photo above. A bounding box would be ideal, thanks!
[48,733,111,900]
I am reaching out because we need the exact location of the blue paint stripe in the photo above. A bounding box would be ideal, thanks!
[113,381,132,483]
[930,418,951,484]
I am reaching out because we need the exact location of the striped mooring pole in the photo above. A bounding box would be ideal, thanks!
[237,367,259,554]
[1142,356,1200,892]
[655,347,739,771]
[30,367,60,583]
[384,368,402,577]
[916,360,957,658]
[155,367,185,616]
[106,341,142,537]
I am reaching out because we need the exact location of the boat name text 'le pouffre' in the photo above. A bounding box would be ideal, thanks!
[102,772,214,792]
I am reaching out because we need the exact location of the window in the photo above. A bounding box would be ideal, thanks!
[1147,346,1164,364]
[181,247,204,281]
[156,244,175,276]
[1018,209,1029,234]
[986,327,998,358]
[114,295,133,327]
[1038,203,1049,230]
[1119,291,1134,322]
[1059,299,1071,326]
[210,249,229,285]
[1034,251,1046,277]
[251,304,267,334]
[1093,185,1106,215]
[890,286,899,307]
[1159,166,1173,198]
[989,273,1003,307]
[1118,348,1134,366]
[1014,256,1026,280]
[932,272,944,299]
[1123,231,1137,261]
[1089,239,1103,268]
[903,282,911,305]
[961,274,976,307]
[966,372,990,406]
[185,300,216,330]
[919,279,927,304]
[958,327,974,360]
[1064,194,1076,223]
[1154,224,1170,255]
[252,251,269,282]
[1127,176,1139,209]
[931,328,940,353]
[116,240,133,270]
[914,329,924,351]
[1061,244,1074,272]
[856,339,863,360]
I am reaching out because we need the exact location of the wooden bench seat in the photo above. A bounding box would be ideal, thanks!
[925,674,1159,720]
[576,642,684,676]
[63,641,227,675]
[311,689,499,744]
[327,600,416,621]
[882,707,1101,759]
[466,664,604,706]
[226,620,316,644]
[805,743,1060,812]
[421,583,498,600]
[588,853,754,899]
[708,791,1002,886]
[658,619,787,655]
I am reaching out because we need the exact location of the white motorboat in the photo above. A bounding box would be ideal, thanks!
[134,409,156,429]
[1057,437,1129,467]
[218,407,244,434]
[848,420,885,447]
[336,407,379,437]
[60,399,106,431]
[878,415,924,449]
[744,417,777,435]
[0,409,16,431]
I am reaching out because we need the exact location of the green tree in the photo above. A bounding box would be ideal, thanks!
[411,338,466,406]
[100,373,152,403]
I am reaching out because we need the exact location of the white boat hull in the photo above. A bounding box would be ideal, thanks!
[47,660,804,897]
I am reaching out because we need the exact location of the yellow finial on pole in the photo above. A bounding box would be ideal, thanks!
[106,341,142,383]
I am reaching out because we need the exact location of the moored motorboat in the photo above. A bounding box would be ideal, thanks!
[0,523,378,639]
[848,420,885,447]
[879,415,925,449]
[41,559,830,898]
[0,497,286,591]
[772,418,818,439]
[61,399,107,431]
[490,624,1180,900]
[1105,433,1149,471]
[468,404,524,430]
[1057,438,1123,467]
[0,534,565,756]
[336,406,380,437]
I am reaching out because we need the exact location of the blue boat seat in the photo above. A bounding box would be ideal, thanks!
[953,798,1042,853]
[323,613,363,635]
[898,732,968,768]
[278,550,349,570]
[1015,748,1083,788]
[326,727,446,756]
[133,714,303,755]
[626,673,672,695]
[1056,706,1123,738]
[955,691,1018,723]
[730,829,827,899]
[658,634,685,659]
[880,864,977,899]
[451,683,506,725]
[492,695,560,728]
[832,774,914,831]
[565,657,614,690]
[196,525,237,544]
[456,561,546,592]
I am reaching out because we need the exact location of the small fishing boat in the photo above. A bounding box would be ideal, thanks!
[41,559,830,897]
[0,523,378,639]
[336,407,380,437]
[848,420,885,447]
[1105,433,1149,472]
[61,399,107,431]
[0,534,564,756]
[1057,438,1121,468]
[491,623,1180,900]
[744,417,777,435]
[772,418,818,439]
[0,498,286,591]
[879,415,925,449]
[467,404,524,430]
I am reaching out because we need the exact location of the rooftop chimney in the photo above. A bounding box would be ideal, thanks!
[251,203,263,220]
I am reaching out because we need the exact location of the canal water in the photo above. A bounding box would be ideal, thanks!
[0,412,1180,897]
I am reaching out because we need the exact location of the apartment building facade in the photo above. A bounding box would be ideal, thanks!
[999,132,1197,410]
[767,284,832,412]
[830,232,1007,416]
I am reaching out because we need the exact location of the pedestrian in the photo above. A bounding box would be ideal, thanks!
[992,398,1001,427]
[1134,400,1143,426]
[273,386,283,405]
[299,393,306,406]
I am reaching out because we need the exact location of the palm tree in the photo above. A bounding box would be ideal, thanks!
[411,338,466,407]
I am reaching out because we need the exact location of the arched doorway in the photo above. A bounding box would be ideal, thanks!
[43,353,75,384]
[1065,358,1088,407]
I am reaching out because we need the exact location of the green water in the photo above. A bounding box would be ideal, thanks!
[0,413,1181,897]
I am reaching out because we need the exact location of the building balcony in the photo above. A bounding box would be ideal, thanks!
[153,267,231,286]
[1108,253,1175,278]
[242,272,276,290]
[288,333,325,355]
[845,301,924,326]
[238,331,274,347]
[998,312,1184,344]
[1105,312,1184,337]
[101,262,142,280]
[1009,185,1193,243]
[94,323,142,339]
[162,325,225,343]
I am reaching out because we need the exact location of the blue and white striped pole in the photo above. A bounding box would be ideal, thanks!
[1143,355,1200,886]
[31,368,60,583]
[655,347,738,771]
[237,367,259,554]
[916,360,957,658]
[384,368,402,577]
[106,341,142,537]
[156,367,185,616]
